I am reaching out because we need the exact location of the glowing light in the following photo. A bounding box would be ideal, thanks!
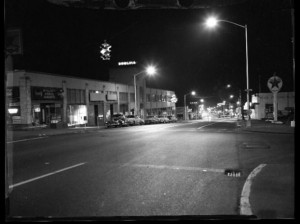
[118,61,136,66]
[191,91,196,95]
[205,17,218,28]
[146,66,156,75]
[100,40,112,60]
[34,107,40,112]
[171,95,178,103]
[202,112,208,117]
[8,108,18,114]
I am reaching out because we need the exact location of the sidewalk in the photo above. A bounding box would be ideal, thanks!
[250,164,294,219]
[6,125,105,142]
[237,119,295,219]
[7,119,294,142]
[237,119,295,134]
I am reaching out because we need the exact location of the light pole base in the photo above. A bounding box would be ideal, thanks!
[246,120,251,127]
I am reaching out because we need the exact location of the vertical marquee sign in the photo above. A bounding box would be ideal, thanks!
[267,73,283,122]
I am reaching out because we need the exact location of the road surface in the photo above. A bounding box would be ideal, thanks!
[7,118,294,219]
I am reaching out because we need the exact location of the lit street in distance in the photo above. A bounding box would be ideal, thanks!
[8,117,294,218]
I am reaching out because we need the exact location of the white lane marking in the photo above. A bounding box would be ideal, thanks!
[197,122,218,129]
[240,164,267,215]
[9,162,86,189]
[7,136,48,144]
[125,163,225,173]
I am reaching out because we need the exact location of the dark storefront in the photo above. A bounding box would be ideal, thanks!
[31,87,63,125]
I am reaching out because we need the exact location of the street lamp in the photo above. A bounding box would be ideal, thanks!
[184,91,196,120]
[133,65,156,116]
[205,16,251,127]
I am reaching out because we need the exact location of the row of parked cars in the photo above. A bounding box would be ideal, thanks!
[105,114,178,128]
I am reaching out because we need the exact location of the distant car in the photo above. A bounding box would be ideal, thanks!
[144,115,159,124]
[125,115,145,125]
[105,113,127,128]
[157,115,170,123]
[167,115,178,122]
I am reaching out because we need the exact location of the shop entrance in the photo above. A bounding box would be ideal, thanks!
[39,103,62,125]
[94,104,105,126]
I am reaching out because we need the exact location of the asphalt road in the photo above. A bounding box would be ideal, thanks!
[7,118,294,219]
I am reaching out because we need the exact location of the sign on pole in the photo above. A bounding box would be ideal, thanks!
[267,74,283,93]
[267,74,283,122]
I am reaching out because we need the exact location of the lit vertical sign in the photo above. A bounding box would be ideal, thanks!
[100,40,112,60]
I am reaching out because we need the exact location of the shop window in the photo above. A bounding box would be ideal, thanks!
[7,106,21,124]
[119,92,128,102]
[146,94,151,102]
[120,104,128,114]
[151,94,155,102]
[67,89,85,104]
[130,93,135,102]
[68,105,87,126]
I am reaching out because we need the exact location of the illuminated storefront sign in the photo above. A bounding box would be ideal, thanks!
[31,87,63,100]
[118,61,137,66]
[6,87,20,103]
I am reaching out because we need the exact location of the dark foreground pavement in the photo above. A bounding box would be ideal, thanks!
[237,119,294,219]
[6,119,295,219]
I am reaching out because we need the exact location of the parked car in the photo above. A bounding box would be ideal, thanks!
[157,115,170,123]
[125,115,145,125]
[167,115,178,123]
[144,115,160,124]
[105,114,127,128]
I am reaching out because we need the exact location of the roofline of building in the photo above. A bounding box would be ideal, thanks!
[11,69,176,94]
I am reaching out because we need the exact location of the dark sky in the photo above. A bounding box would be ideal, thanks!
[5,0,294,106]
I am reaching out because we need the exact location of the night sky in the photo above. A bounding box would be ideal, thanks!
[5,0,294,107]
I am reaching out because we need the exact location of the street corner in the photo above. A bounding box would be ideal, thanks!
[249,164,294,219]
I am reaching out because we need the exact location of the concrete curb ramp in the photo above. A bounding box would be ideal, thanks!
[240,164,267,216]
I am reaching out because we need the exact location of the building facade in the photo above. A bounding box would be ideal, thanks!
[6,70,177,127]
[250,92,295,120]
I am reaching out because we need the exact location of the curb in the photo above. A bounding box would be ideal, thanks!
[240,164,267,216]
[240,130,294,135]
[7,127,105,142]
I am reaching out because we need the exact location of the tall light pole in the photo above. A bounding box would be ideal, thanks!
[133,65,156,116]
[205,17,251,127]
[184,91,196,120]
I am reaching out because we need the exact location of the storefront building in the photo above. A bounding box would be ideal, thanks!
[250,92,295,120]
[6,70,177,127]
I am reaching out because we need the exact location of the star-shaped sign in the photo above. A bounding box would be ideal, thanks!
[267,75,283,93]
[269,77,281,88]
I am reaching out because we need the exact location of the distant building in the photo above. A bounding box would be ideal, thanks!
[6,70,177,127]
[250,92,294,120]
[175,107,184,120]
[109,67,177,118]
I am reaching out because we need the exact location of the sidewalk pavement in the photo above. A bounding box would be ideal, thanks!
[6,125,105,142]
[237,119,295,134]
[237,119,294,219]
[6,118,294,142]
[249,164,294,219]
